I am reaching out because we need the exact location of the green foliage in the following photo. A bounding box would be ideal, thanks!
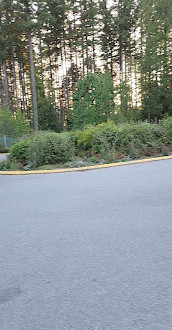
[15,109,30,135]
[27,132,75,167]
[116,82,133,122]
[6,119,172,171]
[72,72,115,129]
[161,116,172,144]
[0,104,30,138]
[75,125,97,150]
[0,103,18,137]
[10,139,31,163]
[10,131,75,168]
[92,121,118,155]
[36,77,63,132]
[140,0,172,121]
[75,121,164,161]
[0,159,22,171]
[38,99,63,132]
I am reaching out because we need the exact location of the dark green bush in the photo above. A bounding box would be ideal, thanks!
[27,132,75,167]
[0,159,22,171]
[82,122,163,159]
[161,117,172,144]
[7,120,171,170]
[91,121,118,156]
[75,125,98,150]
[10,139,30,163]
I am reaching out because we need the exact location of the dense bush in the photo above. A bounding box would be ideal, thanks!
[74,121,166,161]
[10,131,75,168]
[72,72,115,129]
[27,132,75,167]
[0,104,30,138]
[10,139,30,163]
[161,117,172,144]
[7,118,172,170]
[0,159,22,171]
[75,125,98,150]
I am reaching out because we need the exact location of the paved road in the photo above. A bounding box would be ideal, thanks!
[0,160,172,330]
[0,154,7,162]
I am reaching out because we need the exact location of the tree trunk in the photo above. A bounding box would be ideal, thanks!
[39,34,44,85]
[0,67,4,105]
[12,48,18,108]
[3,61,10,105]
[28,28,38,131]
[119,35,124,83]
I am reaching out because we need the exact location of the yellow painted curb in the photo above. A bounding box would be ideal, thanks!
[0,155,172,176]
[0,153,9,156]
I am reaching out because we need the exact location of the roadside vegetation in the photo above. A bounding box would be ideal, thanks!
[0,117,171,171]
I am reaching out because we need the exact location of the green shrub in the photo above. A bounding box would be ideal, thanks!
[0,160,22,171]
[84,121,162,159]
[150,124,163,140]
[27,131,75,167]
[76,125,97,150]
[7,120,171,170]
[0,103,30,138]
[72,72,115,129]
[15,109,31,136]
[126,123,159,154]
[161,117,172,144]
[91,121,118,155]
[0,160,11,170]
[10,139,30,163]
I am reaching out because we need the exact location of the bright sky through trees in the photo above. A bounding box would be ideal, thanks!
[0,0,172,131]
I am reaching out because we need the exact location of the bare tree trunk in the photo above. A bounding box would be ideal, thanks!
[48,47,53,89]
[69,40,75,93]
[28,28,38,131]
[12,48,18,108]
[80,1,85,78]
[119,36,124,83]
[63,33,70,112]
[3,61,10,105]
[39,34,44,85]
[92,28,96,73]
[73,15,79,81]
[0,66,5,105]
[19,62,27,114]
[60,46,67,118]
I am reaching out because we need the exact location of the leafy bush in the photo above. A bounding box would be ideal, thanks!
[72,72,115,129]
[10,139,30,163]
[161,116,172,144]
[0,103,30,138]
[6,120,171,170]
[15,109,31,136]
[0,159,22,171]
[27,132,75,167]
[10,131,75,168]
[77,121,163,160]
[76,125,97,150]
[91,121,118,156]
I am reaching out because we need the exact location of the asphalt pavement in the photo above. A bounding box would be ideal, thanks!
[0,160,172,330]
[0,154,7,162]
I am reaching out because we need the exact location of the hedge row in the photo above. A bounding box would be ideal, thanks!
[9,117,172,168]
[10,132,74,168]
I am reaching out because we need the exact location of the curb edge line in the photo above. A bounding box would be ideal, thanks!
[0,155,172,175]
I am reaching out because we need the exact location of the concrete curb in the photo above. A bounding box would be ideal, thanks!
[0,155,172,176]
[0,153,9,156]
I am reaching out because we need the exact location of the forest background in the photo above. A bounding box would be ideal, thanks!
[0,0,172,135]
